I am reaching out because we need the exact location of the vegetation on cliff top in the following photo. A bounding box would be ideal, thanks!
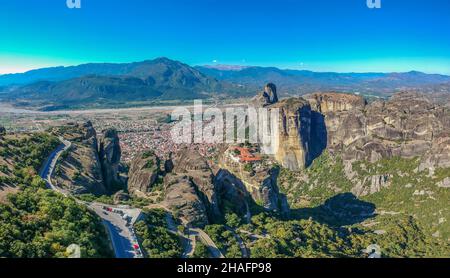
[276,151,450,257]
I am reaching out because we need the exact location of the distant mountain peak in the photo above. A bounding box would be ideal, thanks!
[202,64,250,71]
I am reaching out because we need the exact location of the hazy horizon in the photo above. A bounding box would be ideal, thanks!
[1,57,449,76]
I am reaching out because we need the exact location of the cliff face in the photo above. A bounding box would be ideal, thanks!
[127,151,161,196]
[269,98,313,170]
[307,92,450,169]
[215,148,288,213]
[51,122,124,195]
[127,147,221,227]
[254,87,449,197]
[164,174,209,227]
[266,91,450,173]
[98,128,122,191]
[170,147,222,222]
[306,92,367,113]
[52,122,106,195]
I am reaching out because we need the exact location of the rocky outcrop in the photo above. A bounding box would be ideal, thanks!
[164,174,209,227]
[128,151,162,196]
[305,92,367,113]
[98,129,122,191]
[113,190,130,204]
[252,83,279,107]
[52,122,106,195]
[352,174,392,196]
[171,147,222,221]
[216,148,288,213]
[50,122,127,195]
[437,178,450,188]
[269,98,313,170]
[303,92,450,170]
[128,147,221,227]
[0,125,6,136]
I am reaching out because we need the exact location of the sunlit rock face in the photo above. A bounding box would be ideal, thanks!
[127,152,161,196]
[305,92,367,113]
[215,151,285,213]
[269,98,313,171]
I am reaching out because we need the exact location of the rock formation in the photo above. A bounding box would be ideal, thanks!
[269,98,313,170]
[113,190,130,204]
[216,147,288,214]
[98,128,122,191]
[51,122,106,195]
[171,147,222,221]
[164,174,209,227]
[127,151,162,196]
[128,147,221,227]
[265,90,449,174]
[305,92,367,113]
[0,125,5,136]
[249,84,449,197]
[313,92,450,170]
[50,122,126,195]
[252,83,279,107]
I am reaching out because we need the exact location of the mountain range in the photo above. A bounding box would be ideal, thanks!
[1,57,450,110]
[196,65,450,96]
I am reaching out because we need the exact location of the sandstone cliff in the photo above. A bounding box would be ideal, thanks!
[280,91,450,196]
[215,147,288,214]
[164,174,209,227]
[269,98,313,170]
[127,151,162,196]
[51,122,124,195]
[51,122,106,195]
[305,92,367,113]
[251,86,449,197]
[98,128,122,191]
[127,147,221,227]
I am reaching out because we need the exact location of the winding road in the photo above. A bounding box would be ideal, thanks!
[148,204,225,258]
[39,138,143,258]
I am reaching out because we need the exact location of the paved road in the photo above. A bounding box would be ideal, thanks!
[148,204,224,258]
[225,226,249,258]
[191,228,225,258]
[40,139,142,258]
[39,139,71,193]
[90,204,142,258]
[238,229,270,240]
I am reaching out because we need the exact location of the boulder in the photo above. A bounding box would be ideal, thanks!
[128,151,162,195]
[164,174,209,227]
[113,190,130,204]
[171,147,222,220]
[437,178,450,188]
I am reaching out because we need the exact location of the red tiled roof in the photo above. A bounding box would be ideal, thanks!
[230,147,262,162]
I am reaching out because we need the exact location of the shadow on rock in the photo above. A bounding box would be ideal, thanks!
[292,193,377,226]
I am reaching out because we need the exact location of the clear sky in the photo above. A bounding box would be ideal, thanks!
[1,0,449,74]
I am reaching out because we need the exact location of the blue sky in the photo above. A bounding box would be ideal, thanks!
[1,0,450,74]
